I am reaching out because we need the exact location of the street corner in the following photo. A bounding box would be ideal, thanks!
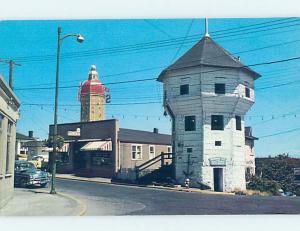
[0,187,86,216]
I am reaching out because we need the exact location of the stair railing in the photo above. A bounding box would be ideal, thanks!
[135,152,173,180]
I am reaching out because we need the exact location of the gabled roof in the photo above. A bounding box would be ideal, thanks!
[158,36,261,81]
[16,132,35,141]
[119,128,171,145]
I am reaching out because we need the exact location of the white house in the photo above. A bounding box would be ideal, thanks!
[0,75,20,208]
[157,20,261,192]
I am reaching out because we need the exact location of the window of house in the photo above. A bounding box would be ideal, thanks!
[180,84,189,95]
[236,115,242,131]
[167,146,172,153]
[132,145,142,160]
[245,87,250,98]
[215,83,225,94]
[185,116,196,131]
[215,141,222,146]
[149,145,155,159]
[0,114,3,135]
[187,148,193,153]
[211,115,224,130]
[6,121,13,174]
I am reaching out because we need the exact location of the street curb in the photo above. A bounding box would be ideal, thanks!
[57,192,87,216]
[56,176,234,196]
[33,189,87,216]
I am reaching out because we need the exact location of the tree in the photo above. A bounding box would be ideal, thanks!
[46,135,65,150]
[254,154,300,195]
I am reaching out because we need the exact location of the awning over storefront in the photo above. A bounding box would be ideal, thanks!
[80,141,112,151]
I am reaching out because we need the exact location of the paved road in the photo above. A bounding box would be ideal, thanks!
[56,179,300,215]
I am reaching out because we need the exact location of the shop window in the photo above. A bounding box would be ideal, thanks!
[211,115,224,130]
[132,145,142,160]
[60,153,70,163]
[92,153,111,166]
[185,116,196,131]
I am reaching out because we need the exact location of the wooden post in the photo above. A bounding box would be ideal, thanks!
[161,152,165,166]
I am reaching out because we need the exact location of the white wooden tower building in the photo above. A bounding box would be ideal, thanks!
[157,19,261,192]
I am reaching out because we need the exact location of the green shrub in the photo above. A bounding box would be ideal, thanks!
[247,176,281,195]
[256,154,300,195]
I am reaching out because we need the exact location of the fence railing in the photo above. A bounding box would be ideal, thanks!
[135,152,174,179]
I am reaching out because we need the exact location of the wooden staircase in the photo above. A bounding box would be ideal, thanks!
[135,152,175,184]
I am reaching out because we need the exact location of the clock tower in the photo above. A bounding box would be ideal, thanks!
[79,65,107,122]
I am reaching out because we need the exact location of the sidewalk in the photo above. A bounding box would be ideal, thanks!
[56,173,234,196]
[57,173,111,184]
[0,188,86,216]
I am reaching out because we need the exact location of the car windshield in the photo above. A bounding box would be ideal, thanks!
[16,162,35,170]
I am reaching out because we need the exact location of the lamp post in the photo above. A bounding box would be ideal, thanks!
[50,27,84,194]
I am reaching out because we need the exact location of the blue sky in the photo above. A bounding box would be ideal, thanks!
[0,18,300,157]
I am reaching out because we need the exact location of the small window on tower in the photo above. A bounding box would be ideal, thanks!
[215,83,225,94]
[185,116,196,131]
[180,84,189,95]
[211,115,224,130]
[236,115,242,131]
[245,87,250,98]
[215,141,222,146]
[187,148,193,153]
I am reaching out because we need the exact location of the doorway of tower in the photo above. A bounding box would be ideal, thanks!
[213,168,224,192]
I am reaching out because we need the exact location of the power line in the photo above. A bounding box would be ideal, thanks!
[5,18,298,63]
[12,33,300,89]
[171,19,194,62]
[22,101,161,107]
[143,20,173,38]
[259,127,300,139]
[13,54,300,91]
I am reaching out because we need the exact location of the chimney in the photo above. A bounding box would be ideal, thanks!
[153,128,159,134]
[28,131,33,138]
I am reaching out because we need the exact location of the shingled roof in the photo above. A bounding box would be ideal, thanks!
[158,36,261,81]
[119,128,171,145]
[16,132,35,141]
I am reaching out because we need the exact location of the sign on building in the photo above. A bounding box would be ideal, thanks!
[209,157,226,166]
[68,128,81,137]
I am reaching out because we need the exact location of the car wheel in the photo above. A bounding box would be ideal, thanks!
[20,178,27,188]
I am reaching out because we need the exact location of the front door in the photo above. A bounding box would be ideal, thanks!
[213,168,223,192]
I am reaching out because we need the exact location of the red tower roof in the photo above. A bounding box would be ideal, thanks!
[79,65,107,95]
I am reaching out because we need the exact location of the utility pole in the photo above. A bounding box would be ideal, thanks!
[0,59,21,90]
[50,27,84,195]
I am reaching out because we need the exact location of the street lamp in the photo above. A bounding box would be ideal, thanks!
[50,27,84,194]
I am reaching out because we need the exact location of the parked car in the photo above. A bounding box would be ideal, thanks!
[14,160,50,188]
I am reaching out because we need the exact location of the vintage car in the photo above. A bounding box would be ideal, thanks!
[14,160,50,188]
